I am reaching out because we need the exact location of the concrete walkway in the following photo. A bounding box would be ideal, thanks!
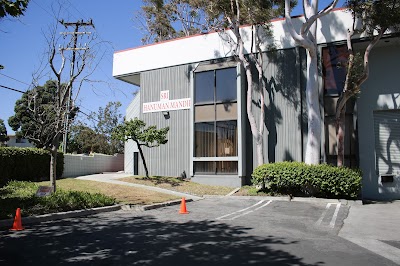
[339,201,400,265]
[75,172,202,200]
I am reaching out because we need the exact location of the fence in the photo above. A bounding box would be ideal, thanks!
[62,153,124,178]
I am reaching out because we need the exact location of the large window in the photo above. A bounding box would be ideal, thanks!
[322,45,349,96]
[194,67,238,175]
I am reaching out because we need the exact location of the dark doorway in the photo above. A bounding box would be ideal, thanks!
[133,152,139,175]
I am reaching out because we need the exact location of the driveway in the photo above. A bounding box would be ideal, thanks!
[0,197,397,265]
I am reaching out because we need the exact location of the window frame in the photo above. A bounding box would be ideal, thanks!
[193,65,239,175]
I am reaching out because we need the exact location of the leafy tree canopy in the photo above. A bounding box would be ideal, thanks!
[139,0,296,44]
[88,101,124,154]
[0,118,9,145]
[112,118,169,177]
[66,101,124,155]
[8,80,78,149]
[0,0,29,18]
[347,0,400,35]
[67,123,108,154]
[112,118,169,148]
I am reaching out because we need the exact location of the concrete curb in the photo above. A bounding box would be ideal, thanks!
[1,198,200,230]
[204,194,363,205]
[226,188,241,196]
[121,198,195,211]
[290,197,341,204]
[205,195,292,201]
[0,204,122,230]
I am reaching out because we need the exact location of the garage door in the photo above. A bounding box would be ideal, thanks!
[373,110,400,175]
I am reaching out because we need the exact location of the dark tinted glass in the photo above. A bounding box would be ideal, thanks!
[194,161,215,174]
[216,68,237,102]
[216,161,238,174]
[322,45,348,96]
[195,70,214,104]
[194,122,215,157]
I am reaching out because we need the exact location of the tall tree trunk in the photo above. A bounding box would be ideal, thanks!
[284,0,339,165]
[304,48,321,165]
[136,141,149,178]
[336,105,345,167]
[50,146,58,192]
[237,29,264,167]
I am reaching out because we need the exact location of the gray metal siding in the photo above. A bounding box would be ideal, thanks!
[139,64,193,177]
[248,48,304,170]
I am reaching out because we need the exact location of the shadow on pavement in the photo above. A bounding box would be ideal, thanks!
[0,213,323,265]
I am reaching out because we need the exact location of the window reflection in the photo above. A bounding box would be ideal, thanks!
[216,68,237,102]
[322,45,349,96]
[195,70,214,104]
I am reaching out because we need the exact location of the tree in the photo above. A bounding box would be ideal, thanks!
[67,123,108,154]
[334,0,400,166]
[285,0,339,165]
[0,0,29,19]
[11,17,97,191]
[0,118,9,146]
[136,0,204,44]
[8,80,78,149]
[112,118,169,178]
[88,101,124,154]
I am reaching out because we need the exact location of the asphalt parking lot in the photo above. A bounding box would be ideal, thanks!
[0,198,397,265]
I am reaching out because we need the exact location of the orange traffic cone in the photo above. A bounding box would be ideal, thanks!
[10,208,24,231]
[179,197,189,214]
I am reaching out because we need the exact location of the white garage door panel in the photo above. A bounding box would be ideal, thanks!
[374,111,400,175]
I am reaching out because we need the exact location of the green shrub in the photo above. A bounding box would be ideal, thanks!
[0,181,115,219]
[252,162,362,199]
[0,147,64,185]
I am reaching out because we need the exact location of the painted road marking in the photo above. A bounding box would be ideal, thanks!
[329,203,341,228]
[316,203,332,226]
[316,203,341,228]
[216,200,272,221]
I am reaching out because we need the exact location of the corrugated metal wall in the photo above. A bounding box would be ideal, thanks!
[139,64,193,177]
[124,92,140,174]
[248,48,305,170]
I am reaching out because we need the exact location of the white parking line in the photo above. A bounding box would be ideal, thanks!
[316,203,331,226]
[329,203,341,228]
[216,200,272,221]
[316,203,341,228]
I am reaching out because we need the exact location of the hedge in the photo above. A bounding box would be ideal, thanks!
[252,162,362,199]
[0,181,116,219]
[0,147,64,185]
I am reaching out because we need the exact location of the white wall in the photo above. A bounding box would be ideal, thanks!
[124,92,140,174]
[62,153,124,177]
[113,9,354,78]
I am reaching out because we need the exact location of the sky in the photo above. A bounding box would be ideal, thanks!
[0,0,345,134]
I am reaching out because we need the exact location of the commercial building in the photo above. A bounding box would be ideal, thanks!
[113,9,400,200]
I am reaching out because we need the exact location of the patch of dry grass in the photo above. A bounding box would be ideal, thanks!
[37,178,179,205]
[118,176,234,196]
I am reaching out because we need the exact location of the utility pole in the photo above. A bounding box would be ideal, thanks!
[59,19,94,154]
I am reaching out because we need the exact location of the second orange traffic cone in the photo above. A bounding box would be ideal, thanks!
[179,197,189,214]
[10,208,24,231]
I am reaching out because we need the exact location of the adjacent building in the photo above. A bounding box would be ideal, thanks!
[113,9,400,200]
[6,135,34,148]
